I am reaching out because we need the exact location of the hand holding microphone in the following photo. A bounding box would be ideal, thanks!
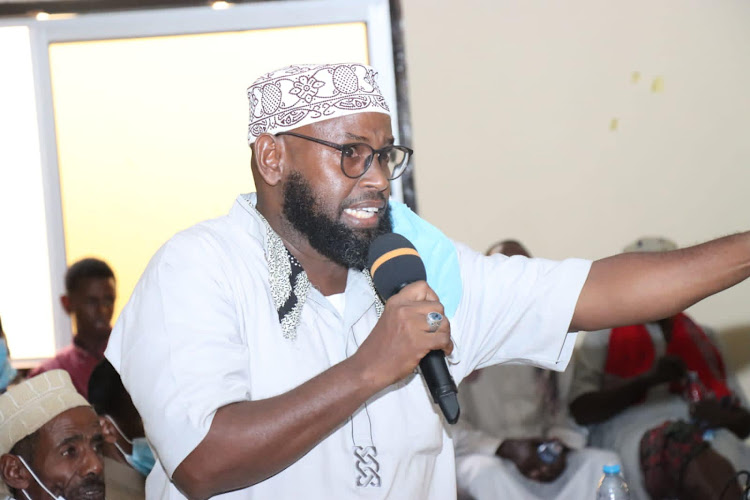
[355,281,452,383]
[364,233,460,424]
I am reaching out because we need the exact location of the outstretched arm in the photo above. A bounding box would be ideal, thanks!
[570,233,750,332]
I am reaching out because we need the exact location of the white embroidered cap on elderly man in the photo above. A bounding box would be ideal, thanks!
[246,62,391,144]
[0,370,89,457]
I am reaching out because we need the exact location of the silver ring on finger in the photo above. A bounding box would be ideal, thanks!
[426,311,443,333]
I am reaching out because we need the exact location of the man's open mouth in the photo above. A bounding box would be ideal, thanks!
[343,206,380,219]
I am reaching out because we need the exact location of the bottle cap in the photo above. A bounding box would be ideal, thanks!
[603,464,621,474]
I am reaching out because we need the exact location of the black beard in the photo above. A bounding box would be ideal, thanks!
[282,172,392,270]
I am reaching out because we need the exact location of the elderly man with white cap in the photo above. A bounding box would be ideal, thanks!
[0,370,105,500]
[106,63,750,500]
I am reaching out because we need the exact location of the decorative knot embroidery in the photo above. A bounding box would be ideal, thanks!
[354,446,381,488]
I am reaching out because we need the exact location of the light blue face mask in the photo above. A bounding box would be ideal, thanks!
[0,338,18,391]
[389,200,462,319]
[106,416,156,477]
[124,438,156,477]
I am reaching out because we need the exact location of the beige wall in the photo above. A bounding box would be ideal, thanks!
[401,1,750,379]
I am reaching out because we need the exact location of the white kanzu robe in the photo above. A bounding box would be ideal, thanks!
[106,194,591,500]
[452,363,621,500]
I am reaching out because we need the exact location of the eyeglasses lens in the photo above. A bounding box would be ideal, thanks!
[341,144,408,180]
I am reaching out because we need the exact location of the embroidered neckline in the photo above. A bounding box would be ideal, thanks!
[247,201,383,341]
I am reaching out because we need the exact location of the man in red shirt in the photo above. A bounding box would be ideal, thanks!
[30,258,116,398]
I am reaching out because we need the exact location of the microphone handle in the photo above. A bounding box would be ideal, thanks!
[387,282,460,424]
[419,350,460,424]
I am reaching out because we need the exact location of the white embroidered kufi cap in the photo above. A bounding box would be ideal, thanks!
[623,236,678,253]
[247,62,391,144]
[0,370,90,455]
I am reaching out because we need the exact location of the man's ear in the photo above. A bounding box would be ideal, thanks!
[0,453,32,491]
[60,294,72,315]
[253,134,284,187]
[98,416,118,445]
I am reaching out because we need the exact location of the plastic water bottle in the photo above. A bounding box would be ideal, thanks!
[536,441,563,464]
[596,464,630,500]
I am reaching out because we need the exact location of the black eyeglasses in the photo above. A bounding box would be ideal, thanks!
[276,132,413,180]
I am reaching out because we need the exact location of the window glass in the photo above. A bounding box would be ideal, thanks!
[49,22,370,322]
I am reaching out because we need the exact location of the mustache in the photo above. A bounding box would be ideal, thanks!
[340,192,388,211]
[68,476,105,499]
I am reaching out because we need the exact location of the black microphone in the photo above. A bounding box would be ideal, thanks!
[367,233,460,424]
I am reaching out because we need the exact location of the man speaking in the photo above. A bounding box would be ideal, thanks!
[106,63,750,499]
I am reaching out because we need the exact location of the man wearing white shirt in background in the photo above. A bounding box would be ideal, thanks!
[106,62,750,499]
[570,237,750,500]
[453,240,620,500]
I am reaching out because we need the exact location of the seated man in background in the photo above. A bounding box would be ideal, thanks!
[570,237,750,500]
[0,370,105,500]
[30,258,116,398]
[88,359,151,500]
[453,240,621,500]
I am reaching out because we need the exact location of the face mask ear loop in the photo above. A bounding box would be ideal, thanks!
[113,441,130,462]
[104,416,132,445]
[16,456,65,500]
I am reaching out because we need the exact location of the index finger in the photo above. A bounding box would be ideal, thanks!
[399,280,440,303]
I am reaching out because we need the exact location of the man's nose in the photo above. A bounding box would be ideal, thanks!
[81,448,104,477]
[359,158,389,192]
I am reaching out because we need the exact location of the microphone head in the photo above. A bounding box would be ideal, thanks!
[368,233,426,301]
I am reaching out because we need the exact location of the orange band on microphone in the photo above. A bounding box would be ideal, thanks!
[370,248,420,276]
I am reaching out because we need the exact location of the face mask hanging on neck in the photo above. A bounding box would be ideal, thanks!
[105,416,155,477]
[16,455,66,500]
[123,438,155,477]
